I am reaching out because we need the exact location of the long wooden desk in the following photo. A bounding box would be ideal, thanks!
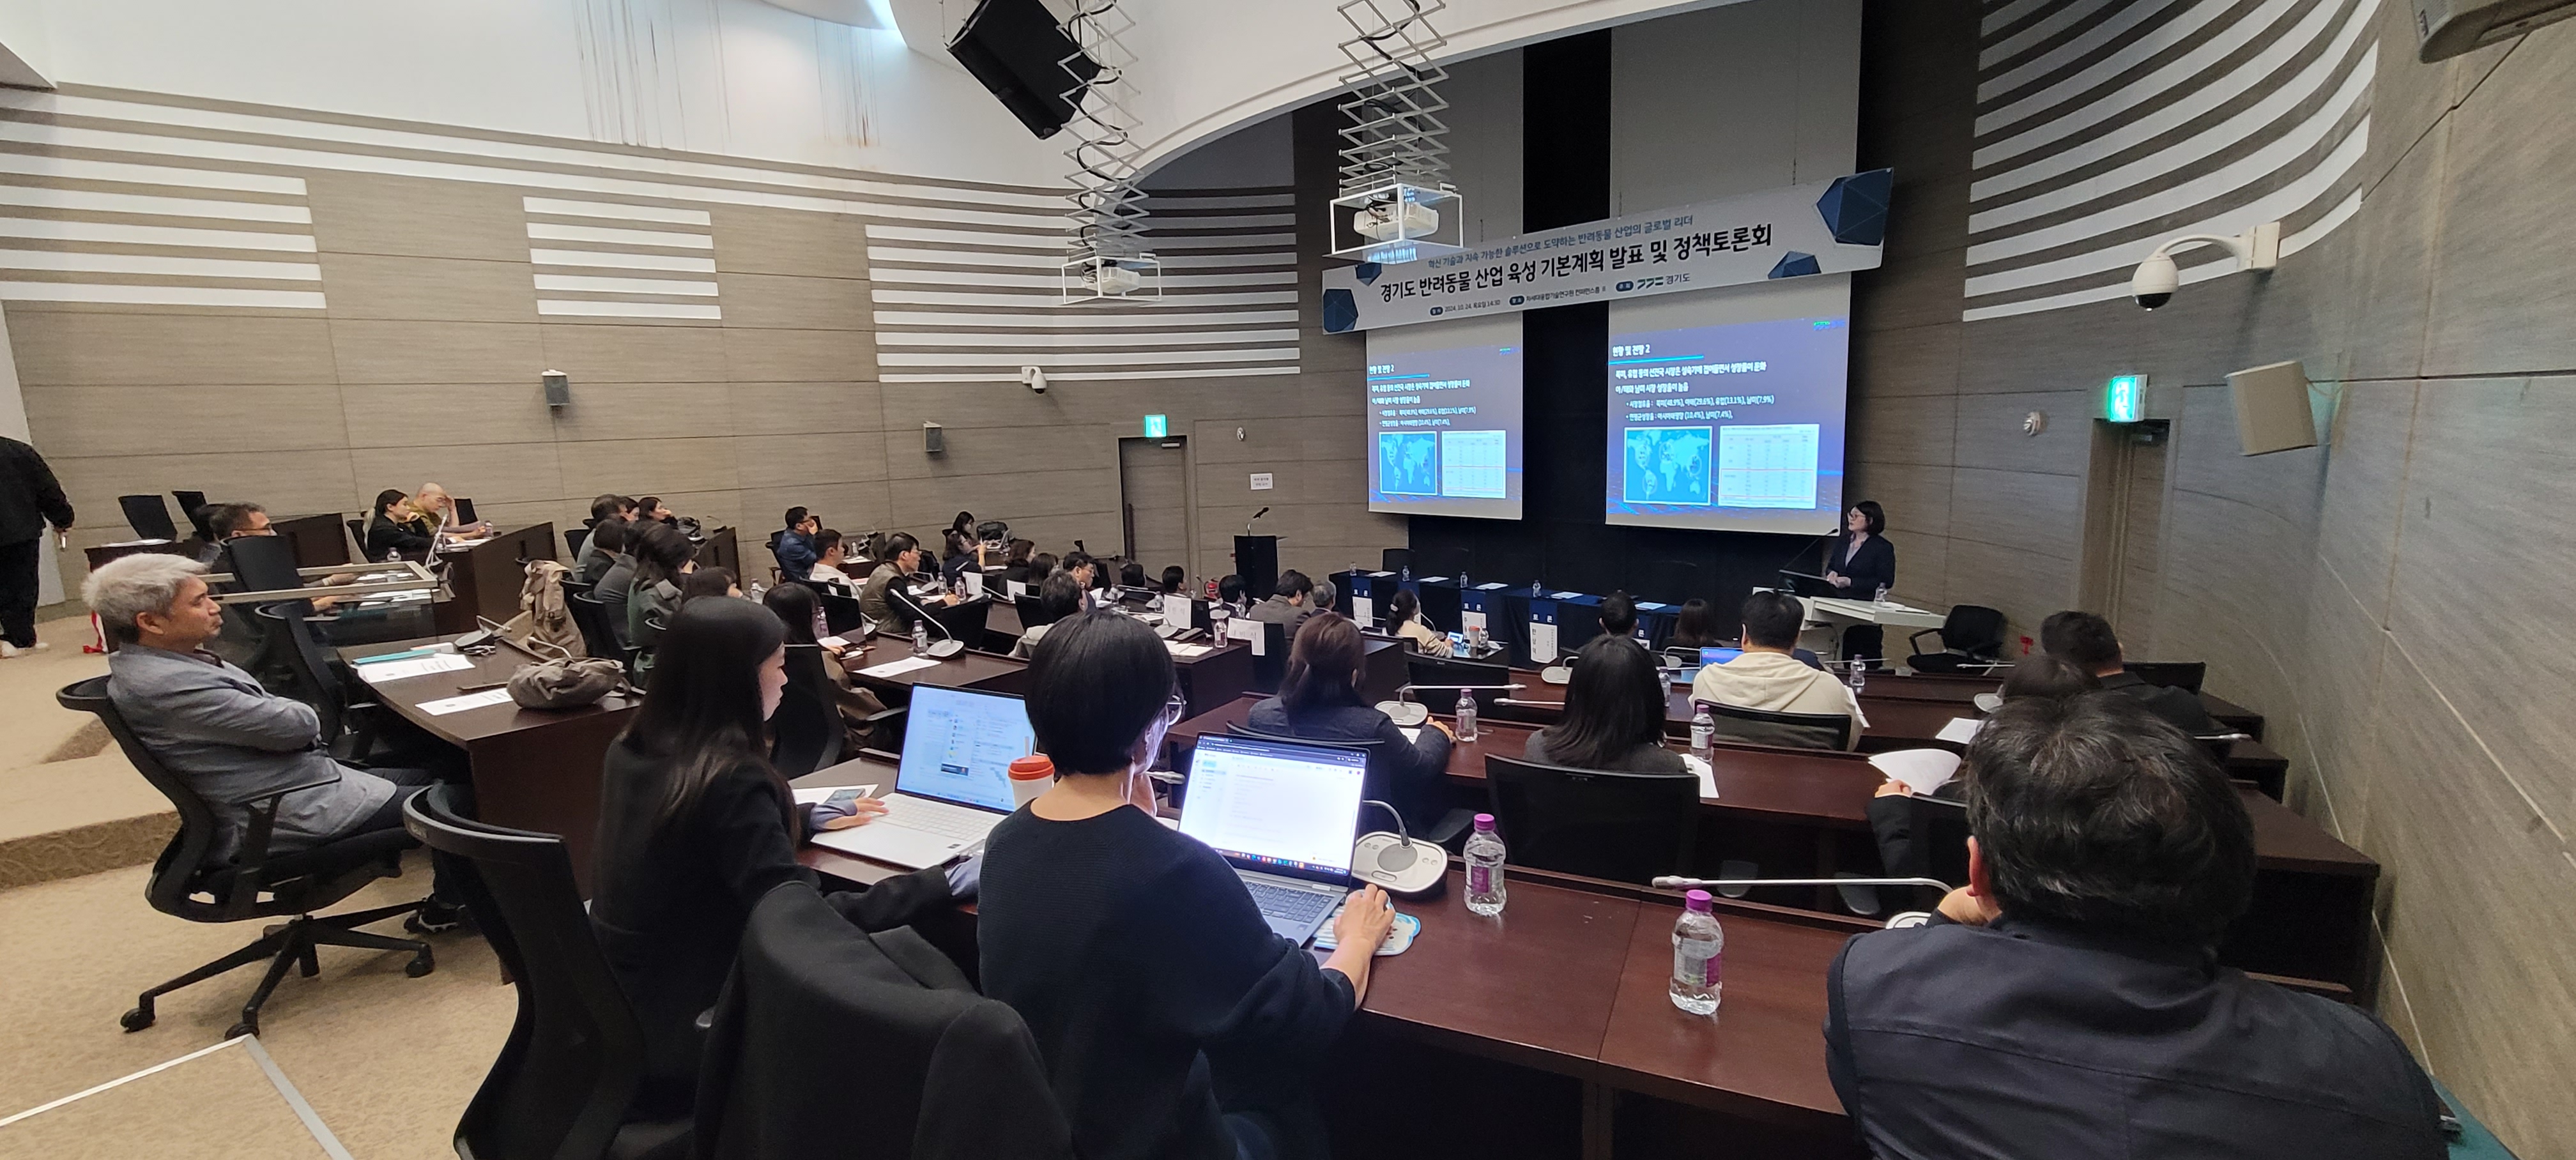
[1164,694,2375,995]
[1862,671,2265,738]
[341,632,634,892]
[836,635,1255,722]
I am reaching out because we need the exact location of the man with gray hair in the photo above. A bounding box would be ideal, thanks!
[84,553,465,930]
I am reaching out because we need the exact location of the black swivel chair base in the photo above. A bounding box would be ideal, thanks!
[121,896,436,1039]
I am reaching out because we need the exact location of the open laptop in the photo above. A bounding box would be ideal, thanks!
[809,685,1032,869]
[1179,734,1367,945]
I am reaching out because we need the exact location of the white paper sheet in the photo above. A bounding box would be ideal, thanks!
[419,688,514,715]
[1167,642,1212,658]
[1870,749,1962,795]
[1225,616,1264,655]
[1162,593,1193,623]
[818,635,852,649]
[1935,717,1984,745]
[858,655,944,679]
[1349,596,1373,626]
[1682,754,1717,800]
[355,654,475,684]
[962,570,984,599]
[1462,610,1487,634]
[1006,580,1028,600]
[1529,622,1559,664]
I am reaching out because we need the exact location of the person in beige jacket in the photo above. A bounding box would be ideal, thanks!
[1690,590,1864,749]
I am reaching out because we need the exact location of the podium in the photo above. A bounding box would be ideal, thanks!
[1234,535,1279,599]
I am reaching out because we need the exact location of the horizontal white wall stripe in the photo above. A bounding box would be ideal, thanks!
[1981,0,2060,36]
[866,266,1298,290]
[1131,213,1298,230]
[527,248,717,273]
[0,248,319,280]
[877,347,1300,367]
[1138,192,1296,209]
[877,328,1300,347]
[871,309,1300,330]
[0,281,325,308]
[522,196,712,225]
[0,185,311,223]
[884,365,1302,383]
[864,246,1297,271]
[0,151,307,194]
[532,273,719,296]
[1962,0,2376,319]
[524,221,714,249]
[536,299,723,319]
[869,287,1300,309]
[0,216,318,251]
[2281,187,2361,255]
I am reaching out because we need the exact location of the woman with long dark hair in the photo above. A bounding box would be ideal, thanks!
[364,488,431,560]
[626,521,696,659]
[1666,598,1725,650]
[1246,614,1453,831]
[590,598,962,1117]
[1383,588,1449,657]
[1526,635,1685,773]
[760,581,889,726]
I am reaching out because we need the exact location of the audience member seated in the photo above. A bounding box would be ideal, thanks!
[591,520,639,652]
[762,583,890,726]
[999,538,1040,583]
[83,554,464,929]
[589,597,965,1118]
[1009,574,1087,659]
[1117,560,1147,591]
[935,529,977,587]
[807,529,855,588]
[1526,636,1685,774]
[774,507,820,582]
[1666,598,1724,650]
[1158,565,1186,595]
[1867,655,2099,875]
[681,567,739,606]
[575,493,635,584]
[1027,552,1059,586]
[1599,590,1639,643]
[1248,615,1453,832]
[364,489,431,560]
[979,611,1394,1160]
[627,521,697,662]
[1057,551,1101,610]
[1294,578,1338,636]
[636,496,675,526]
[1827,694,2444,1159]
[1385,588,1448,657]
[1247,569,1313,627]
[1691,590,1860,748]
[201,501,358,613]
[2040,610,2218,733]
[411,482,487,538]
[1215,574,1251,618]
[861,532,956,636]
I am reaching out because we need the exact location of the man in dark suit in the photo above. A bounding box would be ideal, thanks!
[1826,694,2444,1159]
[2039,610,2218,733]
[0,434,73,658]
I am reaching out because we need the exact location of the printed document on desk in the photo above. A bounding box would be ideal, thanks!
[356,654,475,684]
[859,656,945,679]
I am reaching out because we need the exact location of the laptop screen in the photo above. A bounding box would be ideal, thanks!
[1180,735,1367,878]
[1700,646,1745,667]
[894,686,1034,812]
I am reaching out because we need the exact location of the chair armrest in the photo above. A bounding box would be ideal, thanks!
[1907,627,1940,653]
[223,773,342,903]
[858,706,907,726]
[857,746,901,764]
[226,774,344,808]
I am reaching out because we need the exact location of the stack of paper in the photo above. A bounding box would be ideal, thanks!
[1869,749,1962,795]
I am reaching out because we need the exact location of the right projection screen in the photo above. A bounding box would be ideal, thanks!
[1603,275,1851,535]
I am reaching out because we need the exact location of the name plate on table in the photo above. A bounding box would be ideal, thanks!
[858,655,944,679]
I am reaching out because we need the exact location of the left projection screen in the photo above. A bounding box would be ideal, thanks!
[1365,313,1526,519]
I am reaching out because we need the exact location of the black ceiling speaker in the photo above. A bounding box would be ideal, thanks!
[949,0,1103,139]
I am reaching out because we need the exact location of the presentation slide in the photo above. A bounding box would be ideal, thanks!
[1366,313,1524,519]
[1603,277,1851,535]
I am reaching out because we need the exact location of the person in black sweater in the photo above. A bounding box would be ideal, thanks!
[1823,499,1897,667]
[588,597,966,1117]
[2039,609,2220,734]
[1526,635,1685,774]
[979,611,1396,1160]
[363,488,432,561]
[1246,613,1454,834]
[0,434,72,656]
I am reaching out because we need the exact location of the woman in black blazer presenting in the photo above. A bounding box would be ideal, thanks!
[1823,499,1896,668]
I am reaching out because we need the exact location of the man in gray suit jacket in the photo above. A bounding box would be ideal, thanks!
[84,553,465,929]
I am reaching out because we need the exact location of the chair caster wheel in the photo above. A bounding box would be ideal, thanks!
[225,1021,256,1040]
[120,1005,155,1032]
[406,950,434,978]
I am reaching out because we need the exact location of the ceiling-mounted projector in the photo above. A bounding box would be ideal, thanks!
[1354,200,1440,244]
[2414,0,2576,59]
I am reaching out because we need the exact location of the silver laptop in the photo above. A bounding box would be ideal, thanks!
[811,685,1032,869]
[1179,734,1368,945]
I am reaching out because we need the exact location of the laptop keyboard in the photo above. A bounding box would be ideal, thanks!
[1245,880,1336,928]
[880,798,997,840]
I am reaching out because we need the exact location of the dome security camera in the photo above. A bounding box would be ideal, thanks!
[2129,222,2279,310]
[2130,252,2178,310]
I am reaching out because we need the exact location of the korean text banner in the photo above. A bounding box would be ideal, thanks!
[1318,170,1889,333]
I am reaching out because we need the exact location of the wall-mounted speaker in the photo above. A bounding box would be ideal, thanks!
[2227,360,2317,456]
[541,369,571,408]
[923,421,946,455]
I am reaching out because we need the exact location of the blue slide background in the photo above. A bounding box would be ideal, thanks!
[1602,313,1849,534]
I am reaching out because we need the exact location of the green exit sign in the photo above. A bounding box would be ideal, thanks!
[2104,375,2145,423]
[1143,414,1169,438]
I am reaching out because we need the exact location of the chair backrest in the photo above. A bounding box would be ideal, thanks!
[770,645,847,777]
[344,519,367,556]
[1632,559,1698,605]
[119,493,179,541]
[565,527,590,560]
[455,496,479,524]
[402,785,648,1160]
[564,590,619,661]
[2124,660,2206,692]
[1404,652,1515,715]
[173,490,213,539]
[804,583,867,637]
[1938,605,2007,657]
[1699,699,1851,751]
[254,602,353,744]
[1482,754,1698,884]
[56,676,229,920]
[1900,793,1972,888]
[224,531,307,594]
[1013,591,1049,629]
[1380,547,1413,575]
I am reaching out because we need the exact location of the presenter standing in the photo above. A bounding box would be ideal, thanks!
[1823,500,1896,669]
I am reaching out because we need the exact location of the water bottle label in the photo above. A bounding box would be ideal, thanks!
[1674,946,1722,986]
[1468,863,1491,895]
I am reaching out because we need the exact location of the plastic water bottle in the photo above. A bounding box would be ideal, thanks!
[1690,703,1714,762]
[1873,583,1890,605]
[911,621,930,657]
[1454,692,1478,742]
[1459,569,1469,590]
[1533,579,1544,598]
[1400,564,1411,582]
[1464,814,1506,916]
[1848,657,1868,696]
[1669,890,1724,1014]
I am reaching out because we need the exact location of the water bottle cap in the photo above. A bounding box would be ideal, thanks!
[1685,889,1713,911]
[1473,813,1495,831]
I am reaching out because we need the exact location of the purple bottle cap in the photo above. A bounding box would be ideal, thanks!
[1473,813,1496,830]
[1685,889,1713,912]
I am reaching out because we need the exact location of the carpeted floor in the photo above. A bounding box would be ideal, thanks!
[0,615,176,889]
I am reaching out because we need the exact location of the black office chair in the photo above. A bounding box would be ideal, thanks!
[455,497,479,525]
[1380,548,1413,576]
[401,786,690,1160]
[1905,604,2006,673]
[892,584,987,650]
[344,518,368,556]
[1013,591,1051,629]
[694,881,1072,1160]
[1225,724,1475,848]
[1631,559,1698,606]
[2124,661,2207,692]
[1886,793,1972,913]
[119,493,180,541]
[565,590,620,662]
[1482,755,1699,885]
[254,602,384,762]
[57,677,433,1038]
[771,645,848,778]
[1242,620,1291,692]
[1405,653,1516,717]
[174,490,213,540]
[566,527,590,560]
[806,583,868,637]
[1699,699,1853,751]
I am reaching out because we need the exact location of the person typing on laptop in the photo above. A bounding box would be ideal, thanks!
[980,611,1395,1160]
[588,597,969,1119]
